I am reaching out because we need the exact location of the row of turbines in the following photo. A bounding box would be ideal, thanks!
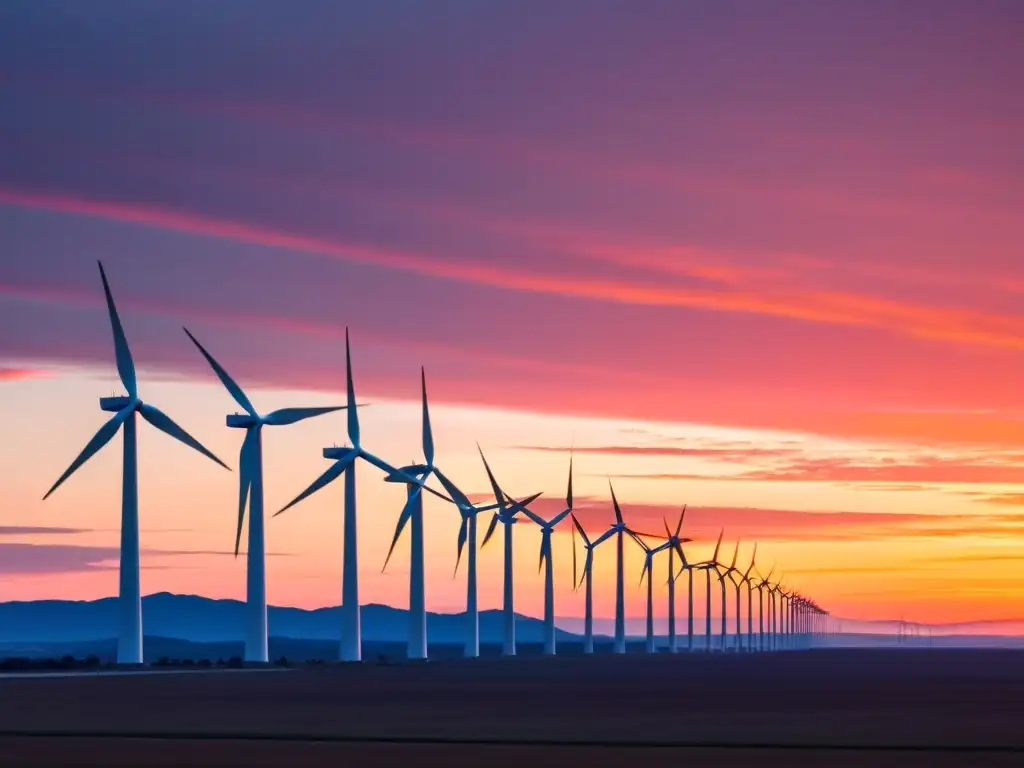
[44,262,831,665]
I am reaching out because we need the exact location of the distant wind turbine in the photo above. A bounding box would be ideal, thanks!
[478,447,541,656]
[434,471,540,658]
[717,539,741,652]
[570,514,615,654]
[658,508,691,653]
[380,368,450,661]
[275,329,420,662]
[605,481,652,655]
[632,533,664,654]
[518,455,574,655]
[44,262,229,665]
[183,328,343,663]
[739,544,758,652]
[754,565,775,652]
[694,530,724,652]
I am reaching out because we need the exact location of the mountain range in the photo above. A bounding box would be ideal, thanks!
[0,592,579,645]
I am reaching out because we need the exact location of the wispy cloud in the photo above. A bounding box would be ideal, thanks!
[614,455,1024,485]
[0,367,51,381]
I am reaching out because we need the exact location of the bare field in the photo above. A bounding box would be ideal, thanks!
[1,649,1023,765]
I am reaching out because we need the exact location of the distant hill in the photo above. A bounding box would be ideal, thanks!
[0,592,581,645]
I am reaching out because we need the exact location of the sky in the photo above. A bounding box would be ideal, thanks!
[2,0,1024,628]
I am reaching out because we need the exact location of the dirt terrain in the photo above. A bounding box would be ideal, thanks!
[1,649,1022,766]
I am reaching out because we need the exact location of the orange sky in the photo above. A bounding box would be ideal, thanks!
[2,1,1024,627]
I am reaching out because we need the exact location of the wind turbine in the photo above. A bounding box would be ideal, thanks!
[275,329,422,662]
[768,573,785,651]
[434,471,540,658]
[517,456,574,655]
[728,542,757,652]
[184,328,343,663]
[570,513,615,654]
[739,544,758,652]
[606,481,654,655]
[659,508,691,653]
[44,261,229,665]
[694,530,723,652]
[379,368,451,661]
[754,564,775,652]
[477,446,541,656]
[717,539,741,652]
[633,533,666,654]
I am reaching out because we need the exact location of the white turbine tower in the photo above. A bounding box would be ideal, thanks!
[478,447,538,656]
[275,329,423,662]
[44,261,229,665]
[380,369,445,661]
[570,514,615,654]
[183,328,344,663]
[632,533,664,654]
[518,456,574,655]
[658,509,691,653]
[605,481,655,654]
[717,539,741,652]
[754,565,775,652]
[694,530,723,652]
[738,544,758,652]
[434,471,541,658]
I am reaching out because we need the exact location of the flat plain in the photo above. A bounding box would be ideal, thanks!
[1,648,1023,766]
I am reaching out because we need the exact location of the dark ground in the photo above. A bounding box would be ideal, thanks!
[1,649,1023,766]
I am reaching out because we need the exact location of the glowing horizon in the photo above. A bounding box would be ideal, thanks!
[2,1,1023,629]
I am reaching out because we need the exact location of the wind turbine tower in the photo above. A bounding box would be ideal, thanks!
[519,456,574,655]
[184,328,342,663]
[276,329,422,662]
[45,262,228,665]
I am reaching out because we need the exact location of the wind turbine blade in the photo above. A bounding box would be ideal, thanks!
[358,450,399,477]
[609,479,623,524]
[138,403,229,469]
[538,532,553,574]
[477,444,505,507]
[663,516,672,540]
[43,407,130,500]
[420,367,434,467]
[571,521,578,590]
[550,508,572,527]
[730,539,740,569]
[454,517,468,577]
[712,528,724,562]
[674,541,688,567]
[235,429,255,557]
[481,513,500,548]
[97,261,137,399]
[591,528,616,547]
[433,468,473,510]
[571,513,591,547]
[345,327,360,447]
[520,506,547,527]
[275,451,354,517]
[640,555,650,588]
[182,327,255,416]
[566,452,574,509]
[263,406,344,426]
[676,505,686,537]
[580,550,592,590]
[502,492,543,519]
[382,485,421,572]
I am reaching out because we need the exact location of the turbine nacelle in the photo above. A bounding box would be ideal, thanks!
[227,413,260,428]
[100,395,138,412]
[323,446,350,460]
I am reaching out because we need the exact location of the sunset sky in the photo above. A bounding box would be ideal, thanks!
[2,1,1024,628]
